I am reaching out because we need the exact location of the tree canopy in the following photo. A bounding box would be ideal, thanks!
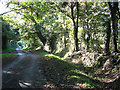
[1,1,120,53]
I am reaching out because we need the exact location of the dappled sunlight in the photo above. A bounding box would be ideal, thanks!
[44,84,55,88]
[101,76,120,83]
[71,58,80,64]
[35,47,41,51]
[45,54,63,60]
[43,43,51,52]
[70,75,80,79]
[3,70,20,75]
[66,74,94,88]
[76,83,92,88]
[64,52,73,59]
[19,80,32,88]
[38,52,64,60]
[3,70,14,74]
[64,51,103,68]
[70,70,87,77]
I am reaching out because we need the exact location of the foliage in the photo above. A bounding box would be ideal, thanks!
[2,1,119,53]
[2,53,14,57]
[2,16,20,49]
[2,48,15,53]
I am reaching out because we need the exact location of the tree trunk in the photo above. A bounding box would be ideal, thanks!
[36,31,46,46]
[34,23,46,46]
[112,9,118,52]
[76,2,79,51]
[86,19,90,50]
[31,16,46,46]
[105,20,111,55]
[71,2,79,51]
[63,35,67,48]
[86,34,90,50]
[49,34,57,53]
[2,35,8,50]
[108,2,118,52]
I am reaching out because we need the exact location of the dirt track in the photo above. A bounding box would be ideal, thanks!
[2,52,47,89]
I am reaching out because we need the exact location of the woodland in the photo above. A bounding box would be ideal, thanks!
[1,1,120,89]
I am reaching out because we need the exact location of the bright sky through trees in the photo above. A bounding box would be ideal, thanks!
[0,0,10,14]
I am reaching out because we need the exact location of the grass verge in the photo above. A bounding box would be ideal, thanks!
[2,48,15,53]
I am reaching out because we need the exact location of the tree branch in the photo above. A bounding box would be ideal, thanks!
[0,8,23,16]
[49,4,72,19]
[71,3,75,25]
